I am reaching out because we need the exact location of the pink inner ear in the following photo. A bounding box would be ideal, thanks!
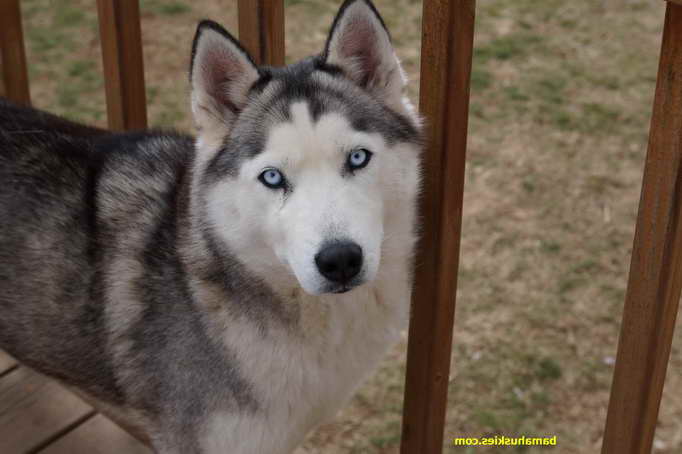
[337,17,380,87]
[201,47,245,113]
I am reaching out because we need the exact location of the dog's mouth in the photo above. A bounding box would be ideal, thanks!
[327,278,365,295]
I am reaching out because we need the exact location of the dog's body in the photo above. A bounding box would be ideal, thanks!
[0,1,422,453]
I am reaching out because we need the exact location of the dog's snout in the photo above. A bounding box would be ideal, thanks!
[315,242,363,284]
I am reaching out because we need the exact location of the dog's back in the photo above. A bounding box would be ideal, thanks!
[0,99,198,406]
[0,99,122,398]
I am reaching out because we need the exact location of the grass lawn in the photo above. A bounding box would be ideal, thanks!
[12,0,681,452]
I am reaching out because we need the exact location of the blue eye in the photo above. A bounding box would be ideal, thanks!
[259,168,286,189]
[347,148,372,170]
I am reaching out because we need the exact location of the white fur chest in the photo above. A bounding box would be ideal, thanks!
[201,279,409,454]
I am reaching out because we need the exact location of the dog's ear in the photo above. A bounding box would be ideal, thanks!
[190,20,259,134]
[324,0,406,106]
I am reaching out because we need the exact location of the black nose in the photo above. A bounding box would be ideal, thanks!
[315,241,363,284]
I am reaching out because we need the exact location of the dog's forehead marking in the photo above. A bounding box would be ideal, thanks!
[202,76,420,187]
[259,101,383,165]
[287,102,316,140]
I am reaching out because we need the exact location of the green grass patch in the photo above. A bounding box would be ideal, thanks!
[474,33,543,63]
[54,6,86,28]
[540,239,561,254]
[504,85,530,102]
[579,102,621,133]
[471,67,493,91]
[535,358,562,381]
[536,76,568,106]
[369,419,402,449]
[68,60,97,81]
[142,0,191,16]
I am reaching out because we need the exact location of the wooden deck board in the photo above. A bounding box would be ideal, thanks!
[0,350,150,453]
[0,350,17,375]
[38,414,151,454]
[0,366,93,453]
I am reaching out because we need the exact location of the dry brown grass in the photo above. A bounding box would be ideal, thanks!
[15,0,682,452]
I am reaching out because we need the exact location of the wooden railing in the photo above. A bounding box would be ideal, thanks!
[0,0,30,106]
[0,0,680,453]
[601,2,682,453]
[96,0,147,131]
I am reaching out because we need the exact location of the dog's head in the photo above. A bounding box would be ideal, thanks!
[190,0,422,295]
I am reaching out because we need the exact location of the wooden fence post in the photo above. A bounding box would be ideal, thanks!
[400,0,476,453]
[0,0,30,105]
[601,2,682,453]
[96,0,147,131]
[237,0,285,66]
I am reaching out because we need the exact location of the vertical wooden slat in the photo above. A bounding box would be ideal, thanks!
[97,0,147,131]
[237,0,285,66]
[400,0,476,453]
[602,3,682,453]
[0,0,30,105]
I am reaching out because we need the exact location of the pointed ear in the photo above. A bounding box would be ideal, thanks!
[324,0,406,105]
[190,20,259,134]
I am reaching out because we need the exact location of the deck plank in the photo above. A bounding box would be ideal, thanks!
[0,367,92,453]
[0,350,17,375]
[39,414,151,454]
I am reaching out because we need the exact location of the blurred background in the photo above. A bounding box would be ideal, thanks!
[10,0,681,452]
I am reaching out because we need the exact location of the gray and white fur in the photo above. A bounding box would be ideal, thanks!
[0,1,422,452]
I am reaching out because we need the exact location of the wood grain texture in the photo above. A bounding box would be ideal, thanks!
[666,0,682,6]
[400,0,476,453]
[96,0,147,131]
[39,414,151,454]
[0,367,92,453]
[0,0,30,105]
[601,3,682,454]
[238,0,285,66]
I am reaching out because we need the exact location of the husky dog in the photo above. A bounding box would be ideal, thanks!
[0,0,422,452]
